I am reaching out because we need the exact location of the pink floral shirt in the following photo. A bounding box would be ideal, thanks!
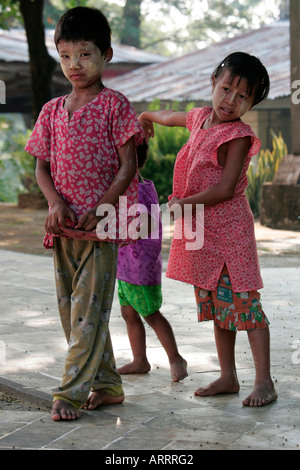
[166,107,263,292]
[25,87,143,248]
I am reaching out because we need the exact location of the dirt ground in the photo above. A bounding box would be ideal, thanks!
[0,203,51,256]
[0,392,45,413]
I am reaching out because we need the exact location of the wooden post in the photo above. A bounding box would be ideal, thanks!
[290,0,300,155]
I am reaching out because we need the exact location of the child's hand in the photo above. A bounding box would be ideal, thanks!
[138,113,154,142]
[75,209,101,232]
[168,196,180,207]
[167,196,182,221]
[45,200,76,235]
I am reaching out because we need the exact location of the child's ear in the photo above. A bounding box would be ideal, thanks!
[104,47,113,64]
[211,74,216,91]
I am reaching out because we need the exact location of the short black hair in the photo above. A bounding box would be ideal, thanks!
[212,52,270,106]
[54,6,111,54]
[136,140,148,169]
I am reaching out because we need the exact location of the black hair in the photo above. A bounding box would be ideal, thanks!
[54,6,111,54]
[212,52,270,106]
[136,140,148,169]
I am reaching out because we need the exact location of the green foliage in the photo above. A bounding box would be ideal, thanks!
[0,118,36,203]
[0,0,22,29]
[140,100,192,204]
[43,0,91,27]
[246,132,287,216]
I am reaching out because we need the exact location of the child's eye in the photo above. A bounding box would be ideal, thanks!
[239,94,247,100]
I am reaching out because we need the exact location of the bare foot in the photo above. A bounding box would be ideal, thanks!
[194,376,240,397]
[171,357,188,382]
[81,390,125,410]
[52,399,80,421]
[117,359,151,375]
[242,382,278,407]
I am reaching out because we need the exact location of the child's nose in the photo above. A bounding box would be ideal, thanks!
[228,90,238,104]
[70,56,80,69]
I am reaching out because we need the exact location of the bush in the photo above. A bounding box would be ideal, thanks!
[0,117,36,203]
[246,132,287,216]
[140,100,192,204]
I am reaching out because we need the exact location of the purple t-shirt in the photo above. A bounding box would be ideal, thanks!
[117,179,162,286]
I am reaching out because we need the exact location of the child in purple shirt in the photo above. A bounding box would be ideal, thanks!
[116,141,188,382]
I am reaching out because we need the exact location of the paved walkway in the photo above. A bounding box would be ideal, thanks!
[0,224,300,451]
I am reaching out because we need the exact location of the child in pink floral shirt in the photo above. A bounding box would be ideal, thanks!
[25,7,143,421]
[139,52,277,408]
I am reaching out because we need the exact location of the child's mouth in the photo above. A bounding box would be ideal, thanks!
[70,74,84,80]
[221,107,233,115]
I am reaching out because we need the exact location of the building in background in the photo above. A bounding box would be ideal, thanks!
[106,21,291,153]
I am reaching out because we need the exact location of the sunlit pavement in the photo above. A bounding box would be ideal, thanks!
[0,224,300,451]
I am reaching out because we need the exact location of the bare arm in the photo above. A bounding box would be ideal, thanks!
[139,110,187,140]
[169,136,251,212]
[35,158,76,235]
[76,136,137,230]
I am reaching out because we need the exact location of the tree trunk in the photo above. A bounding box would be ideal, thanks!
[19,0,56,123]
[120,0,142,48]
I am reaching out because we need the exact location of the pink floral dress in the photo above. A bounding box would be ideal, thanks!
[25,87,143,248]
[166,107,263,293]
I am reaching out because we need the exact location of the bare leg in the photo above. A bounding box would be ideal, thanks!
[195,324,239,396]
[52,399,80,421]
[243,327,277,407]
[117,305,151,374]
[145,311,188,382]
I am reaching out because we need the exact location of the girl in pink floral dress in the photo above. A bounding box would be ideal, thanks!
[139,52,277,407]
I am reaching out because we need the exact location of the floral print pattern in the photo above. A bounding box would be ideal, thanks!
[194,265,269,331]
[25,87,143,247]
[166,107,263,293]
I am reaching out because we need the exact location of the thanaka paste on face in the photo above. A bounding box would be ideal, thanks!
[58,40,105,81]
[236,98,251,118]
[212,70,253,120]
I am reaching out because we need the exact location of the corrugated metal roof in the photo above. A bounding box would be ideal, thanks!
[0,28,166,65]
[106,21,290,102]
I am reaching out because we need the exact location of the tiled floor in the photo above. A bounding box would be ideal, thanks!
[0,249,300,450]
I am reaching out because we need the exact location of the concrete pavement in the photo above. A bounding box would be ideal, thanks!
[0,224,300,451]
